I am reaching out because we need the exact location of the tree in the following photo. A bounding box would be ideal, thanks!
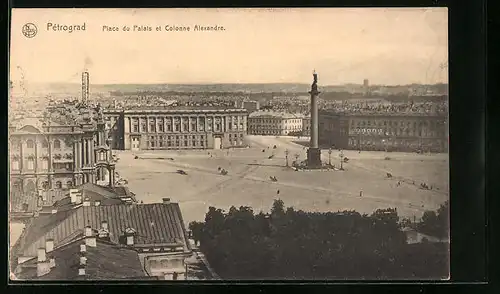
[418,200,449,240]
[194,201,448,280]
[271,199,285,217]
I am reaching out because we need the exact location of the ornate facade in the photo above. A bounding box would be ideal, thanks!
[9,117,115,194]
[319,111,448,153]
[248,111,304,136]
[104,107,249,150]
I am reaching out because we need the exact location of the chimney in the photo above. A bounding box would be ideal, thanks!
[84,226,97,247]
[125,228,136,246]
[70,189,79,203]
[80,255,87,266]
[83,198,91,207]
[49,256,56,268]
[45,239,54,253]
[126,235,134,245]
[84,226,92,237]
[75,193,82,204]
[78,267,86,276]
[94,200,101,206]
[80,244,86,252]
[162,198,171,204]
[37,260,51,277]
[37,248,46,262]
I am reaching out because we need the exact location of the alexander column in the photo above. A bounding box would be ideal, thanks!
[307,70,322,168]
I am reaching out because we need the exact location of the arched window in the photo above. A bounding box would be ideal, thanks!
[55,181,62,189]
[26,139,34,149]
[53,139,61,149]
[41,157,49,170]
[11,156,20,170]
[27,157,35,170]
[66,181,73,188]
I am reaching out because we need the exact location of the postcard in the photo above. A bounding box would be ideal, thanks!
[9,8,449,281]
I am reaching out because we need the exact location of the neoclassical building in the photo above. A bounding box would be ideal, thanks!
[248,111,304,136]
[103,107,249,150]
[9,116,115,194]
[318,110,448,153]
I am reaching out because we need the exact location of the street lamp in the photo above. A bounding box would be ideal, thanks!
[328,148,332,166]
[339,150,345,170]
[285,149,289,167]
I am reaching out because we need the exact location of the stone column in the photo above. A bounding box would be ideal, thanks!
[307,71,322,168]
[85,139,89,166]
[34,138,38,172]
[19,139,24,172]
[108,166,115,187]
[310,92,319,147]
[90,138,94,166]
[77,139,82,170]
[73,137,78,170]
[48,137,53,173]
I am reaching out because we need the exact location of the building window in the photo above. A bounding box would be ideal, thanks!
[184,140,188,146]
[159,124,164,132]
[66,181,73,188]
[55,181,62,189]
[133,125,139,132]
[27,157,35,170]
[150,122,156,132]
[53,139,61,149]
[191,123,196,132]
[141,122,147,132]
[183,123,189,132]
[167,124,172,131]
[11,158,19,170]
[41,157,49,170]
[26,139,34,149]
[42,140,48,148]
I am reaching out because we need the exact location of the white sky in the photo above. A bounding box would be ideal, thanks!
[10,8,448,85]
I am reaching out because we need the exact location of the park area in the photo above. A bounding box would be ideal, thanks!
[114,135,449,225]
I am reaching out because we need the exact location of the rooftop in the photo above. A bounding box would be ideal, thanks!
[104,106,248,113]
[14,237,147,280]
[15,202,190,258]
[249,111,305,119]
[10,190,66,213]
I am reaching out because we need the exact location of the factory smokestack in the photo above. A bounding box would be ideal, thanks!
[82,71,89,104]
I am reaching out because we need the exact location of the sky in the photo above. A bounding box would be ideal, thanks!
[10,8,448,85]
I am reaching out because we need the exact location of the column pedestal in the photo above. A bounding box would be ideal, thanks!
[307,148,322,168]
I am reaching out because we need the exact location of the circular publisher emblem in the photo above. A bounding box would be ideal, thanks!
[22,23,37,38]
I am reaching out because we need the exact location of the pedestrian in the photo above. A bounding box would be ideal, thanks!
[277,190,280,195]
[359,190,363,197]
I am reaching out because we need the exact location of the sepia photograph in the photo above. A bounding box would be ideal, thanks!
[9,8,449,281]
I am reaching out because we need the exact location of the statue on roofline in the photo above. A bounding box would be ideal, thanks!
[311,70,318,93]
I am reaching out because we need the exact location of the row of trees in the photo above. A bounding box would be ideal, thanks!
[189,200,449,280]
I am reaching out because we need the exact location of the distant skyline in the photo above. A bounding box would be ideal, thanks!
[11,8,448,86]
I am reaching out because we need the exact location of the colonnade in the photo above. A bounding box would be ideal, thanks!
[125,114,247,134]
